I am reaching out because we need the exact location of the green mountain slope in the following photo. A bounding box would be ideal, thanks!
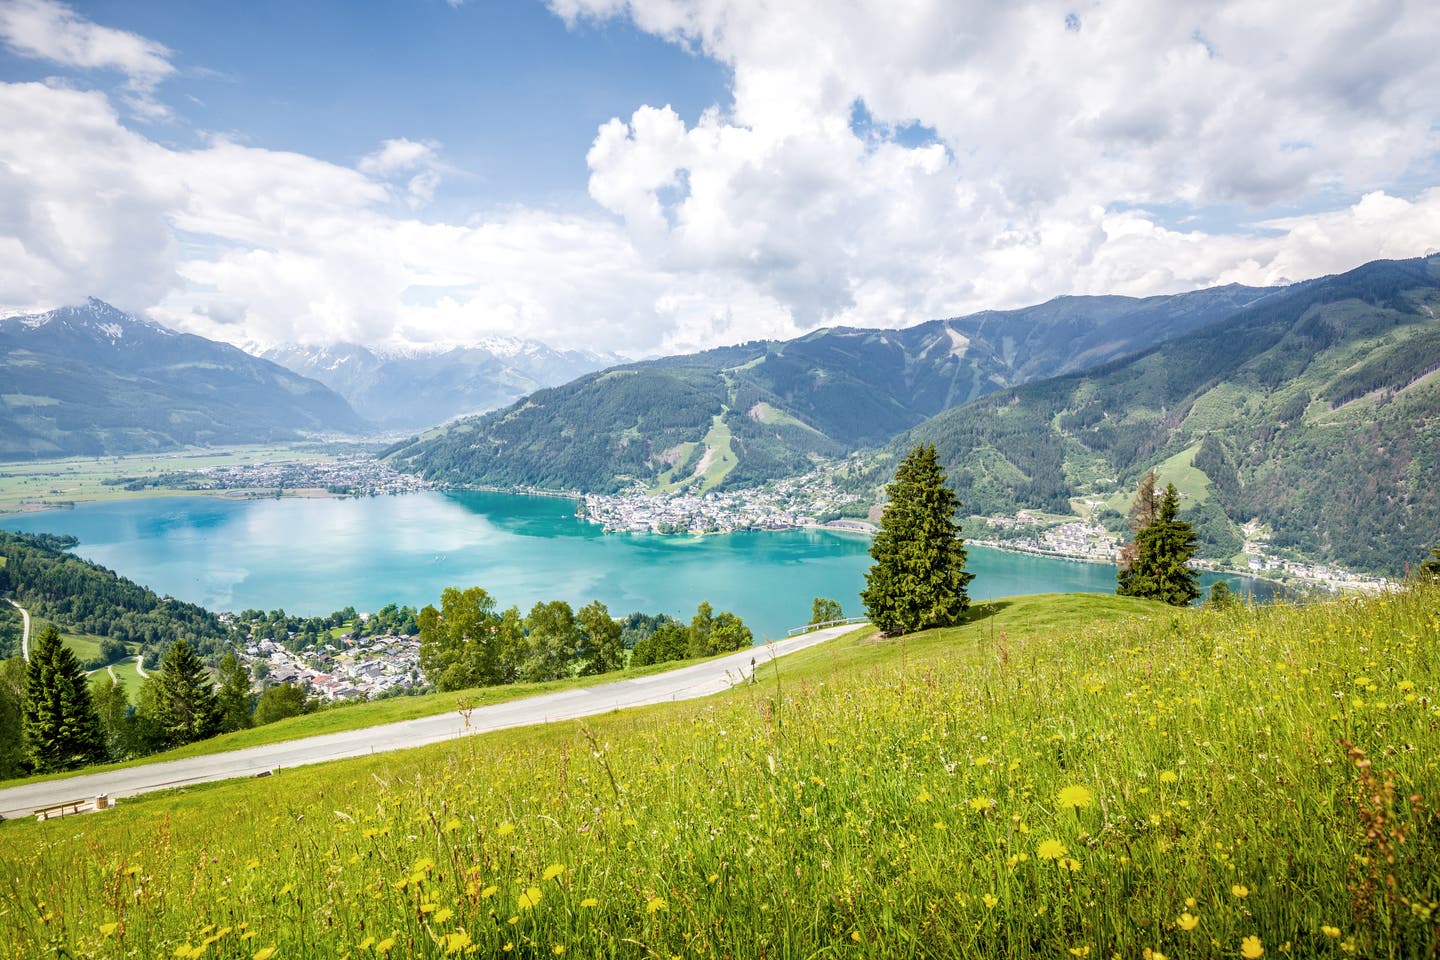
[386,285,1273,492]
[0,300,367,460]
[888,255,1440,576]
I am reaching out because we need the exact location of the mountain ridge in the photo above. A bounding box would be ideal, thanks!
[0,300,367,460]
[385,283,1277,492]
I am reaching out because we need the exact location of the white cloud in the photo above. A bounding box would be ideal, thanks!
[561,0,1440,325]
[0,0,174,117]
[3,2,1440,359]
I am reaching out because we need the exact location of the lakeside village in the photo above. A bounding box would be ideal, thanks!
[232,619,425,703]
[580,482,1392,595]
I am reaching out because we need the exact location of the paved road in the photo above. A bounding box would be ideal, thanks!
[7,599,29,661]
[0,622,863,821]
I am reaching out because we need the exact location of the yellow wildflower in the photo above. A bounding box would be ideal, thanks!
[982,894,998,909]
[1241,936,1264,959]
[1056,785,1094,809]
[1321,926,1340,938]
[433,907,454,924]
[968,796,995,812]
[1069,948,1091,958]
[1037,839,1067,861]
[543,863,566,882]
[646,897,668,914]
[99,922,119,937]
[375,937,394,954]
[580,898,599,908]
[518,887,543,911]
[1177,913,1199,931]
[253,948,277,960]
[1232,884,1249,899]
[443,931,471,955]
[497,822,516,837]
[1159,771,1178,784]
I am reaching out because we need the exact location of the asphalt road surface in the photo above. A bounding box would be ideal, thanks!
[0,622,862,821]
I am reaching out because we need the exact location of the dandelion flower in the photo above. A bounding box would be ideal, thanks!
[1177,913,1199,931]
[1037,839,1067,861]
[497,822,516,837]
[481,885,498,900]
[580,898,598,908]
[1241,935,1264,959]
[1321,926,1340,938]
[518,887,543,911]
[968,797,995,812]
[543,864,566,882]
[1057,785,1094,810]
[99,922,119,937]
[982,894,998,909]
[443,931,472,955]
[646,897,668,915]
[433,907,454,924]
[253,947,278,960]
[1069,948,1091,958]
[553,947,565,956]
[1159,771,1178,784]
[1231,884,1249,899]
[358,936,375,950]
[375,940,395,956]
[916,789,932,803]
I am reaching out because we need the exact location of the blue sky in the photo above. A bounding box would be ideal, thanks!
[1,0,1438,354]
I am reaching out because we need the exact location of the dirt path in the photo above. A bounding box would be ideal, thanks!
[7,599,30,661]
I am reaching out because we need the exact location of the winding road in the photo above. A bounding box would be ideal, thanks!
[0,622,863,821]
[6,599,29,661]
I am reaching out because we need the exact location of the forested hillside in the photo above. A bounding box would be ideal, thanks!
[386,285,1271,491]
[887,255,1440,576]
[0,531,229,655]
[0,300,366,460]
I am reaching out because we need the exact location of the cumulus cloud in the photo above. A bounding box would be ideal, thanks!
[3,1,1440,357]
[0,0,175,118]
[561,0,1440,326]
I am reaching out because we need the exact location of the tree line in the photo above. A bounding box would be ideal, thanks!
[417,588,753,692]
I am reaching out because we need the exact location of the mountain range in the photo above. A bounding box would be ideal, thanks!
[0,300,365,459]
[382,284,1276,492]
[385,255,1440,577]
[261,340,621,432]
[883,255,1440,576]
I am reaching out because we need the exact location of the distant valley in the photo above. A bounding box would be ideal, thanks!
[261,340,621,432]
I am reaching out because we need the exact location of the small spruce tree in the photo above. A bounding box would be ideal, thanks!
[152,638,222,748]
[21,625,104,772]
[861,443,973,635]
[215,652,254,733]
[1117,482,1201,606]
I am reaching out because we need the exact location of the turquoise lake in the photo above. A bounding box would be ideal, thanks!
[1,492,1276,640]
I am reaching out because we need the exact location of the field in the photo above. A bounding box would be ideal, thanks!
[0,444,338,513]
[1,588,1437,958]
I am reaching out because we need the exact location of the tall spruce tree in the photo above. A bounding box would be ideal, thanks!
[861,443,973,635]
[21,625,104,772]
[152,638,221,748]
[1117,482,1201,606]
[1118,470,1159,572]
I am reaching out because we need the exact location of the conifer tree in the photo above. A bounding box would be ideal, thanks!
[215,652,254,732]
[151,638,221,748]
[1118,470,1158,572]
[861,443,973,635]
[21,625,104,772]
[1117,482,1200,606]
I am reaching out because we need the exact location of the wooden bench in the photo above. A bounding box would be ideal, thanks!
[33,797,91,821]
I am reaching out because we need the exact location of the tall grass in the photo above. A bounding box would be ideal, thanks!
[2,588,1437,959]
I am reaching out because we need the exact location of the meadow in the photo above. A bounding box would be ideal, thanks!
[1,588,1436,959]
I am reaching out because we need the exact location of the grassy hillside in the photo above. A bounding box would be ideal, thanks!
[385,287,1269,493]
[3,587,1436,958]
[887,255,1440,576]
